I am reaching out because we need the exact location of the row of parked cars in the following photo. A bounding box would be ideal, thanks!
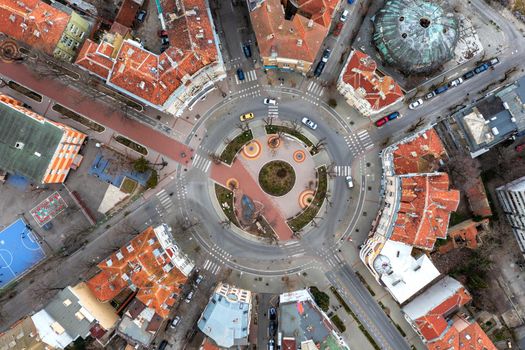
[408,57,500,110]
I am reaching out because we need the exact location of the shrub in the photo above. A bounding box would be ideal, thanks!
[309,286,330,312]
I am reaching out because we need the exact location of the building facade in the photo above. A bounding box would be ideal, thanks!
[496,176,525,254]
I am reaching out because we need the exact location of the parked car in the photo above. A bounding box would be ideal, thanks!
[346,175,354,189]
[240,112,255,121]
[269,307,277,320]
[386,111,400,120]
[474,63,489,74]
[185,291,194,303]
[434,85,449,95]
[374,116,389,127]
[463,70,475,80]
[322,48,331,63]
[301,117,318,130]
[487,57,500,66]
[448,77,463,88]
[170,316,181,328]
[158,340,169,350]
[409,98,423,110]
[268,339,275,350]
[264,98,277,105]
[516,143,525,152]
[340,9,349,22]
[424,91,436,100]
[314,60,326,77]
[333,21,344,37]
[269,320,277,337]
[237,68,245,81]
[194,274,204,285]
[136,10,147,23]
[242,44,252,58]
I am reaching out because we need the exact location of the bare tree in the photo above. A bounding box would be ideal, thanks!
[237,122,250,132]
[208,153,222,164]
[263,117,274,126]
[446,150,481,191]
[311,138,327,154]
[220,218,232,228]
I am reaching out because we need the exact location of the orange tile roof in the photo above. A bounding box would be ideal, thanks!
[250,0,330,64]
[391,173,460,250]
[428,318,497,350]
[114,0,139,28]
[75,39,115,79]
[465,178,492,218]
[0,0,70,55]
[76,0,218,108]
[87,227,188,318]
[341,50,404,113]
[393,129,447,174]
[444,219,489,252]
[414,287,472,342]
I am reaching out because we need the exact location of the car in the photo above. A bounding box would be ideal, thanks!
[237,68,245,81]
[264,98,277,105]
[374,117,388,127]
[448,77,463,88]
[170,316,181,329]
[424,91,436,100]
[474,63,489,74]
[195,274,204,285]
[434,85,448,95]
[321,48,331,63]
[386,111,400,120]
[340,9,349,22]
[346,175,354,189]
[333,21,344,37]
[516,143,525,152]
[158,30,168,37]
[136,10,147,23]
[269,320,277,337]
[240,112,254,121]
[463,70,475,80]
[158,340,169,350]
[269,307,277,320]
[487,57,500,66]
[185,291,194,303]
[268,339,275,350]
[242,44,252,58]
[314,60,326,77]
[301,117,318,130]
[409,98,423,110]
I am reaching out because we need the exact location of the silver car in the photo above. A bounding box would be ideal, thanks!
[346,175,354,189]
[409,99,423,110]
[301,117,318,130]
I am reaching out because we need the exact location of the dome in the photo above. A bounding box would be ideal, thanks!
[373,0,459,74]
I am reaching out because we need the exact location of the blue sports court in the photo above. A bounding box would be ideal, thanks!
[0,218,46,288]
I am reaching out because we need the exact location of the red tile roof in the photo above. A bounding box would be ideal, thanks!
[0,0,70,55]
[87,227,188,318]
[282,338,296,350]
[250,0,331,64]
[114,0,139,28]
[341,50,404,113]
[465,178,492,218]
[391,173,460,250]
[414,287,471,342]
[393,129,447,174]
[75,39,115,79]
[428,318,497,350]
[76,0,218,108]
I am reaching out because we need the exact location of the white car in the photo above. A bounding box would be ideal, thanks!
[346,175,354,189]
[340,9,349,22]
[409,99,423,110]
[264,98,277,105]
[424,91,436,100]
[170,316,181,329]
[185,291,194,303]
[448,77,463,88]
[301,117,318,130]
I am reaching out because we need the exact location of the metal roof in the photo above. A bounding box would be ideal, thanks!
[0,102,62,183]
[373,0,459,74]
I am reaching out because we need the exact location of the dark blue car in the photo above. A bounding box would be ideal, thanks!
[386,111,400,120]
[474,63,489,74]
[434,85,449,95]
[237,68,245,81]
[242,44,252,58]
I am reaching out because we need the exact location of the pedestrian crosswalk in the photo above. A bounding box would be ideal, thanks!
[267,104,278,118]
[235,70,257,84]
[203,259,221,274]
[356,129,374,150]
[333,166,352,176]
[306,80,325,96]
[156,189,174,215]
[192,153,211,173]
[344,129,374,156]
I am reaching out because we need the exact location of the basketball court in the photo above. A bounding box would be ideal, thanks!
[30,191,67,227]
[0,218,46,288]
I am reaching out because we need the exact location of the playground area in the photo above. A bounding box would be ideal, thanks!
[88,151,150,188]
[30,191,67,227]
[0,218,46,288]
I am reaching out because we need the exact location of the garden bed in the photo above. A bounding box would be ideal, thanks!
[220,130,253,164]
[114,135,148,155]
[265,125,314,148]
[259,160,296,196]
[8,81,42,102]
[52,104,105,132]
[288,166,327,231]
[215,184,239,226]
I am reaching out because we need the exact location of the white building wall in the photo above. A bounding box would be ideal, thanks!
[497,176,525,255]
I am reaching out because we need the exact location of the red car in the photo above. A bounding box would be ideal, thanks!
[333,22,344,37]
[375,117,389,127]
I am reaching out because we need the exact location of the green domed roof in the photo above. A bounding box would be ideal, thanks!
[373,0,459,74]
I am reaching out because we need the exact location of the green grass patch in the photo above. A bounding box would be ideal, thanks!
[265,125,314,148]
[220,130,253,164]
[8,81,42,102]
[330,314,346,333]
[115,135,147,155]
[120,177,138,194]
[215,184,239,226]
[309,286,330,312]
[52,104,105,132]
[288,166,327,231]
[259,160,296,196]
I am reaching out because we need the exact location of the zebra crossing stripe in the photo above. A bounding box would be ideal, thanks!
[203,160,211,173]
[203,259,211,270]
[234,75,240,84]
[357,130,368,137]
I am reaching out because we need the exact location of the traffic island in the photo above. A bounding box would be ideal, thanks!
[258,160,296,196]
